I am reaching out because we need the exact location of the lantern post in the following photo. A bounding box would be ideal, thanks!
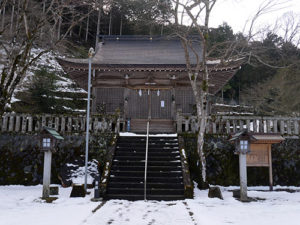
[84,47,95,191]
[40,127,64,198]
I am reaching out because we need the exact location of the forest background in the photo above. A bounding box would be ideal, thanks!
[0,0,299,116]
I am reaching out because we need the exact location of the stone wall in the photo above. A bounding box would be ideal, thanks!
[1,133,299,186]
[0,133,115,185]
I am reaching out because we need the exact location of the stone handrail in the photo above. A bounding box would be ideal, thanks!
[0,113,126,134]
[176,114,300,136]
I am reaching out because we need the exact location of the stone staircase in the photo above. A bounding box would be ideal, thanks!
[105,136,185,201]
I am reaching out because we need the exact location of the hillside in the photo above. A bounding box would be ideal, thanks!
[241,65,300,116]
[8,48,88,114]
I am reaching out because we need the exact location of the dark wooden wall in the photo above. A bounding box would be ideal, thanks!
[94,88,124,114]
[93,87,195,118]
[175,88,195,115]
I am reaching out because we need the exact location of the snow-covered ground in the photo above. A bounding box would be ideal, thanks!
[1,185,300,225]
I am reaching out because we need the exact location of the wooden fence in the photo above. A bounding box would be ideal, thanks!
[0,113,126,134]
[176,114,300,135]
[1,113,299,136]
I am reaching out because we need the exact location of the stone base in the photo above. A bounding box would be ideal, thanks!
[70,184,86,197]
[50,186,59,195]
[208,186,223,200]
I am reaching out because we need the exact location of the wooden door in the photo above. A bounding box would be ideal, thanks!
[151,90,172,119]
[128,89,149,119]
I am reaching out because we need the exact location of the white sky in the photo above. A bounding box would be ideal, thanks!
[209,0,300,34]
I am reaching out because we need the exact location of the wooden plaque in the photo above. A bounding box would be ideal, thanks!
[247,144,270,167]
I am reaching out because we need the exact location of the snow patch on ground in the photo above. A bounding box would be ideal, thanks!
[1,185,300,225]
[119,132,177,137]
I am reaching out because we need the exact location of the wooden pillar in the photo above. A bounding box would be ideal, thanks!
[239,153,248,201]
[124,88,129,119]
[42,151,52,198]
[176,110,182,133]
[268,144,273,191]
[171,88,176,121]
[91,86,97,113]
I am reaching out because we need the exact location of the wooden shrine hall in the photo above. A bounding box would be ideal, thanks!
[58,36,241,133]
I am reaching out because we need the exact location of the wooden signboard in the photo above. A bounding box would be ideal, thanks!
[247,144,271,167]
[230,131,284,193]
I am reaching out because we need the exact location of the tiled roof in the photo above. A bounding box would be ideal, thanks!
[66,35,203,65]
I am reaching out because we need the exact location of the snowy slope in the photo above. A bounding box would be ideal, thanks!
[8,48,87,112]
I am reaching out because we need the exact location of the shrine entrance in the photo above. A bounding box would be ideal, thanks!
[127,88,174,133]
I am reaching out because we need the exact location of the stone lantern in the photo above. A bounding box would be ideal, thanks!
[230,130,284,201]
[40,127,64,198]
[230,130,251,201]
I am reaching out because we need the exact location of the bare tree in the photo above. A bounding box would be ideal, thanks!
[170,0,294,185]
[0,0,94,116]
[172,0,217,185]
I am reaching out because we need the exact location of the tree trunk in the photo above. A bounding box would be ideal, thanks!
[108,11,112,35]
[95,7,101,49]
[1,3,5,31]
[85,9,90,42]
[57,15,62,40]
[119,16,122,35]
[79,22,82,38]
[10,0,15,34]
[15,0,20,30]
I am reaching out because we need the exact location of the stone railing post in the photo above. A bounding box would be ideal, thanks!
[226,120,230,134]
[28,116,33,132]
[21,115,27,133]
[274,119,278,133]
[61,117,65,133]
[1,114,8,132]
[55,117,59,131]
[8,114,15,132]
[294,120,299,135]
[67,117,72,132]
[287,120,292,135]
[280,120,285,135]
[246,119,250,132]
